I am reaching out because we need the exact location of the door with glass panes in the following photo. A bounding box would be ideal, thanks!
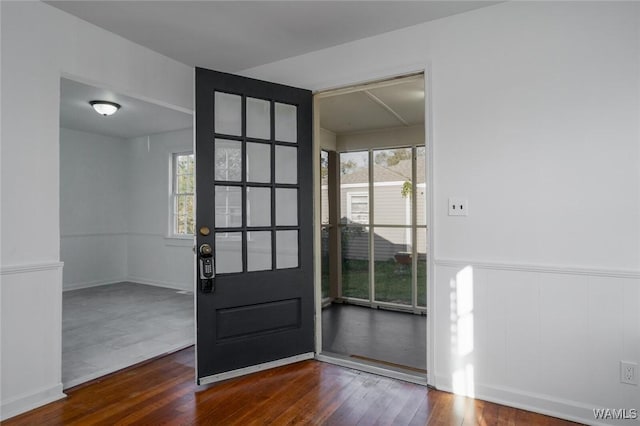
[195,68,313,384]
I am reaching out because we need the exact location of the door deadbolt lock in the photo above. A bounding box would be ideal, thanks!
[199,243,212,256]
[199,243,214,294]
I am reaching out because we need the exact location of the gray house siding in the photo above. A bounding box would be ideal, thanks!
[321,155,427,263]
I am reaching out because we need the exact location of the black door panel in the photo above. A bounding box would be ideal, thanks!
[195,68,313,382]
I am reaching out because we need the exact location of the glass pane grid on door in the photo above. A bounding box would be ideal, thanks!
[213,90,300,275]
[196,67,314,382]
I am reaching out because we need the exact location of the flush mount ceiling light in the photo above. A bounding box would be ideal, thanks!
[89,100,121,116]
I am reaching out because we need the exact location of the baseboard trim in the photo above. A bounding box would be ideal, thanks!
[62,277,192,292]
[127,276,192,292]
[63,277,127,292]
[434,375,609,426]
[0,383,65,421]
[0,261,64,276]
[198,352,315,385]
[434,258,640,279]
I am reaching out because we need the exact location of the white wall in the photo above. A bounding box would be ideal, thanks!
[59,127,194,292]
[60,128,129,290]
[127,128,194,291]
[2,0,639,423]
[243,2,640,424]
[319,127,337,151]
[0,1,192,419]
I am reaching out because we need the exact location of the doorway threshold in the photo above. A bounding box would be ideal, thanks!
[316,351,427,386]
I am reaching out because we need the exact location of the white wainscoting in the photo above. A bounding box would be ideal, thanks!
[126,233,194,292]
[60,233,194,292]
[0,262,66,420]
[433,259,640,426]
[61,233,128,291]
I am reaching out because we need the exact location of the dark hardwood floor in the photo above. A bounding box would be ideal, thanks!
[4,346,580,425]
[322,304,426,372]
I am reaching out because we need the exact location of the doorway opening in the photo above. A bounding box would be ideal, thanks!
[315,73,428,381]
[59,77,195,389]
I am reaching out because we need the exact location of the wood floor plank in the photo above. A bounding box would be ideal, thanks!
[389,383,427,425]
[3,346,582,426]
[355,376,405,425]
[230,363,324,425]
[332,376,394,425]
[279,367,364,425]
[322,373,381,425]
[426,391,460,426]
[250,364,341,425]
[371,381,418,425]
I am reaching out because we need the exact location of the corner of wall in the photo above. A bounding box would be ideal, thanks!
[0,384,65,422]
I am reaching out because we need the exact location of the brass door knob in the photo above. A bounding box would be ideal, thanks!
[199,244,212,256]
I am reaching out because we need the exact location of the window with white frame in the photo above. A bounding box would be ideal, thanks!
[347,192,369,224]
[171,153,195,236]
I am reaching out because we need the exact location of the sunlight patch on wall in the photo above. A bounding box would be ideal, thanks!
[450,265,475,397]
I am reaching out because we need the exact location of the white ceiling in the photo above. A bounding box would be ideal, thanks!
[53,2,482,138]
[318,77,424,134]
[46,1,499,73]
[60,78,192,139]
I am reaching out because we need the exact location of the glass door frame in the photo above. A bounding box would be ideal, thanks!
[335,146,427,314]
[312,69,433,387]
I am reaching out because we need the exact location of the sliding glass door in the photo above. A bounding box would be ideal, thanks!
[336,146,426,311]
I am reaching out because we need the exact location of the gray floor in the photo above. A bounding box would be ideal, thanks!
[322,303,426,371]
[62,282,194,389]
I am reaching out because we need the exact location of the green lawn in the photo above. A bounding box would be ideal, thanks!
[341,259,426,306]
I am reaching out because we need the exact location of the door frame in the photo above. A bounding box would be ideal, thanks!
[311,64,435,386]
[56,71,195,392]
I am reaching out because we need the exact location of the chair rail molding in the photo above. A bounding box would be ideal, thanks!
[0,261,64,276]
[434,258,640,279]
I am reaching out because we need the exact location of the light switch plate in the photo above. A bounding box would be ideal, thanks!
[448,198,468,216]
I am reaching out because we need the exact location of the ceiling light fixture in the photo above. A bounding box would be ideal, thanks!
[89,100,121,116]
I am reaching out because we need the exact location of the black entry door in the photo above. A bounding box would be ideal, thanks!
[195,68,313,384]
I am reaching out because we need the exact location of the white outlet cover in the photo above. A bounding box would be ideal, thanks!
[621,361,638,385]
[448,198,468,216]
